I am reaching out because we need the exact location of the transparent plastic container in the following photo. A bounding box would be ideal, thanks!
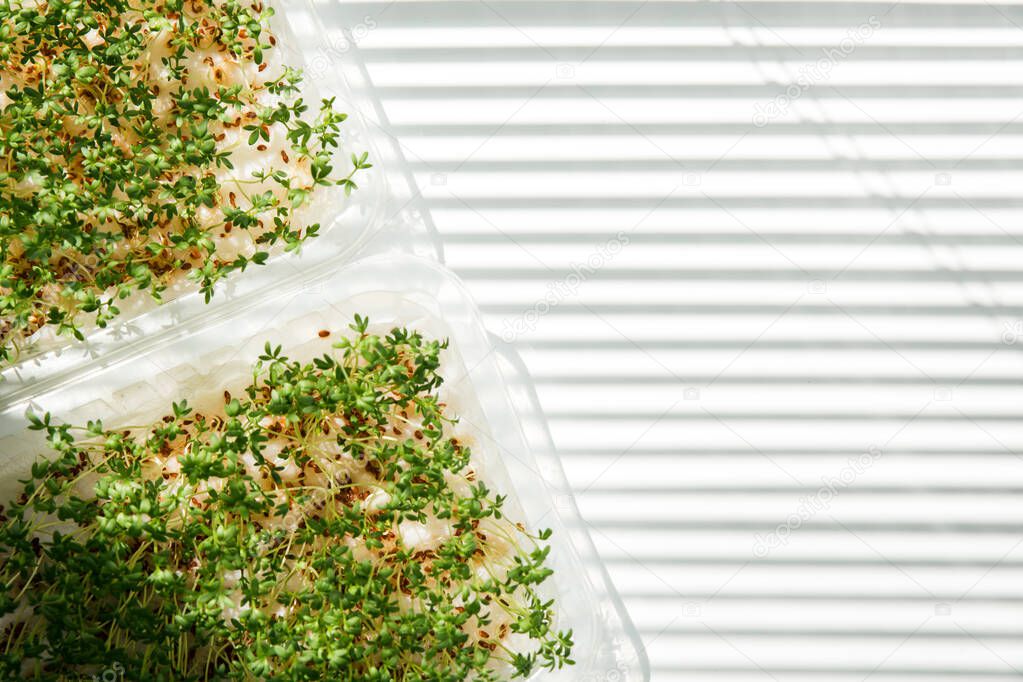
[491,335,650,682]
[1,1,646,677]
[1,0,440,394]
[0,255,647,680]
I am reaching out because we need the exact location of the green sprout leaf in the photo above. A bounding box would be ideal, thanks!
[0,319,572,680]
[0,0,369,364]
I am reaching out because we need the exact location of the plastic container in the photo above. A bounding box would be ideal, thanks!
[491,335,650,681]
[0,0,440,396]
[0,255,647,680]
[1,1,647,677]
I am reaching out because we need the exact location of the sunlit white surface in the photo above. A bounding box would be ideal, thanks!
[327,1,1023,679]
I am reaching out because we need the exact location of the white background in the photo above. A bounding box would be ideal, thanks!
[326,1,1023,679]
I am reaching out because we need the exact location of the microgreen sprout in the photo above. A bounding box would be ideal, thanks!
[0,318,573,679]
[0,0,370,363]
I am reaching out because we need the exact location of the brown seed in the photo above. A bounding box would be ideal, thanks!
[318,330,330,338]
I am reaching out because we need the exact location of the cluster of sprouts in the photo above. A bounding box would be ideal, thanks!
[0,318,573,679]
[0,0,368,362]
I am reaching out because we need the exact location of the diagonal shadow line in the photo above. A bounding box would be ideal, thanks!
[450,187,693,385]
[881,399,931,447]
[578,1,651,64]
[577,395,686,494]
[736,5,968,349]
[985,0,1023,31]
[374,0,399,18]
[584,518,688,600]
[478,0,559,61]
[954,190,1023,249]
[955,535,1023,603]
[451,78,555,174]
[733,2,807,58]
[702,622,782,682]
[954,345,1000,389]
[706,560,753,603]
[747,398,930,562]
[366,5,1006,674]
[827,300,938,383]
[705,131,750,173]
[568,181,694,384]
[577,522,750,675]
[580,304,688,384]
[860,615,933,682]
[707,294,805,387]
[828,179,1016,381]
[720,1,928,292]
[363,78,559,235]
[880,0,905,19]
[812,36,1020,356]
[450,183,672,276]
[700,406,806,487]
[634,611,685,661]
[951,405,1023,464]
[824,85,938,169]
[952,107,1023,169]
[832,188,930,280]
[533,106,763,384]
[954,621,1023,675]
[830,515,940,601]
[703,194,810,276]
[559,166,755,383]
[575,83,688,170]
[771,400,931,584]
[449,193,556,267]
